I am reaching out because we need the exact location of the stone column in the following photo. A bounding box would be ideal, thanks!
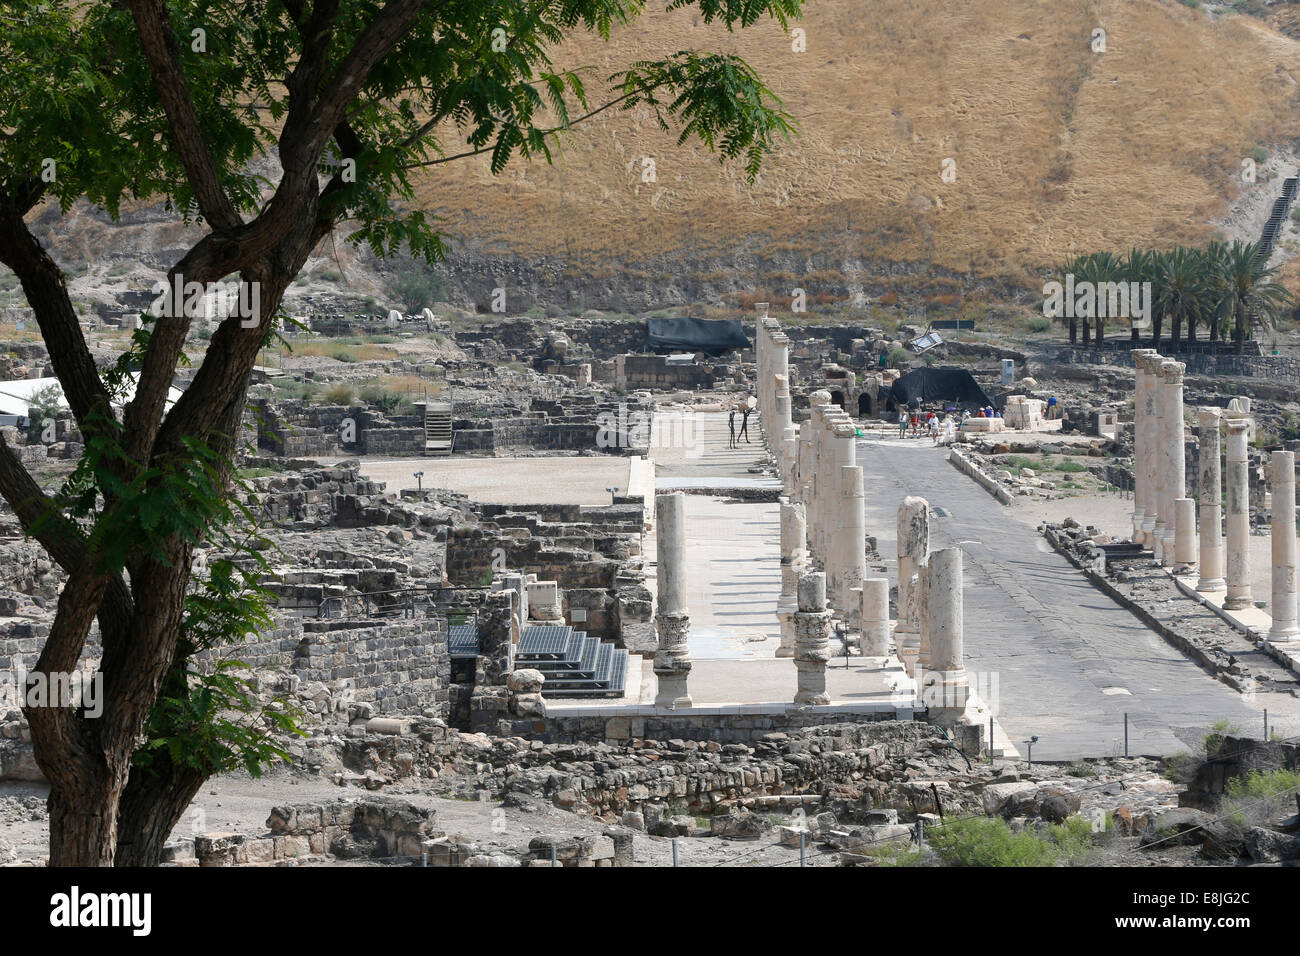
[896,496,929,676]
[773,371,792,488]
[653,492,692,706]
[1196,408,1226,592]
[1137,352,1163,546]
[772,328,791,447]
[1270,450,1299,642]
[916,556,932,672]
[921,547,969,716]
[1224,419,1253,611]
[859,577,891,657]
[1131,349,1158,542]
[1173,498,1197,570]
[807,391,831,563]
[833,463,867,622]
[1155,360,1186,562]
[776,499,806,658]
[797,421,812,508]
[782,424,799,497]
[793,571,832,705]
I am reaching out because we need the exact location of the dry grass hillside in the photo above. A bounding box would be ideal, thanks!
[412,0,1300,302]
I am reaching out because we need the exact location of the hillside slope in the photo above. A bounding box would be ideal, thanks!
[409,0,1300,309]
[13,0,1300,320]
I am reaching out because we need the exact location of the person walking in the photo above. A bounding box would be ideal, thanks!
[898,409,908,439]
[739,405,751,443]
[929,414,940,444]
[728,408,737,448]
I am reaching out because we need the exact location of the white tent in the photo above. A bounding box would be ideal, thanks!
[0,375,184,419]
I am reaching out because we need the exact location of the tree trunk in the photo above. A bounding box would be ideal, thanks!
[46,768,122,867]
[1096,314,1105,347]
[1069,317,1077,345]
[1171,314,1183,353]
[1234,304,1246,354]
[1152,312,1162,353]
[1082,317,1091,346]
[116,752,207,866]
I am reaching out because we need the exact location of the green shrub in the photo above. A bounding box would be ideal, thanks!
[1222,769,1300,827]
[333,349,357,363]
[1066,760,1098,778]
[1026,316,1051,333]
[1054,461,1086,473]
[925,816,1098,867]
[323,384,355,405]
[886,345,910,366]
[389,264,448,312]
[1203,719,1240,757]
[360,385,402,413]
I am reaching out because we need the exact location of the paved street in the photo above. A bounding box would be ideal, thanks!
[857,435,1300,760]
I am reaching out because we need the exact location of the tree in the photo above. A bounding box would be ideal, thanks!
[1212,240,1293,354]
[1125,247,1161,349]
[0,0,802,865]
[1153,246,1207,353]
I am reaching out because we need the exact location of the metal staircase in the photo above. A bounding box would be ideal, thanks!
[424,399,453,456]
[515,624,629,698]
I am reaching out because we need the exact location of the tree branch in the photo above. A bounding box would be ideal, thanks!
[399,90,639,168]
[124,0,242,232]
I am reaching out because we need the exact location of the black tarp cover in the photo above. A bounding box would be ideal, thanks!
[646,317,749,355]
[888,367,993,409]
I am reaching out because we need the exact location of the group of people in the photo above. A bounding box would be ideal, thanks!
[892,404,1020,445]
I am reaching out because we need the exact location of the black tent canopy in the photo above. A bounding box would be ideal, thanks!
[646,317,749,355]
[887,367,993,410]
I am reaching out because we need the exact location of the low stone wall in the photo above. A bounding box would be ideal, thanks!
[544,705,916,745]
[947,447,1012,505]
[181,797,440,866]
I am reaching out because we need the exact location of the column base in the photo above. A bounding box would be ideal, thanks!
[920,670,969,710]
[1195,577,1226,593]
[653,678,693,709]
[1267,624,1300,642]
[776,608,797,657]
[1223,593,1254,611]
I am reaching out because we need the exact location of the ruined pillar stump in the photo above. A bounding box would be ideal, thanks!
[920,547,969,716]
[793,571,832,706]
[859,576,891,657]
[776,498,806,658]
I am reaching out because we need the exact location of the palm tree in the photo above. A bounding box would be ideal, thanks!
[1201,240,1230,349]
[1063,254,1085,346]
[1125,248,1161,349]
[1092,250,1129,347]
[1154,246,1207,353]
[1212,240,1293,354]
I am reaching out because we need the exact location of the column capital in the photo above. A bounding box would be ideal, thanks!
[1160,360,1186,384]
[1196,406,1222,429]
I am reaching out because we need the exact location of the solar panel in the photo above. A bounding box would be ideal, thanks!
[448,622,480,657]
